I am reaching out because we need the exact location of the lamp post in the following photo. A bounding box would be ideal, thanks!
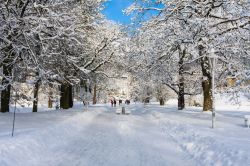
[86,79,90,111]
[209,48,217,129]
[12,91,18,137]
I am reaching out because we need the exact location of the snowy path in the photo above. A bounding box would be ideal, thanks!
[1,103,250,166]
[62,110,195,166]
[0,105,195,166]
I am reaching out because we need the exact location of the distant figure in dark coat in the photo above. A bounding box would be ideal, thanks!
[119,99,122,105]
[125,99,130,105]
[114,99,117,107]
[111,100,114,107]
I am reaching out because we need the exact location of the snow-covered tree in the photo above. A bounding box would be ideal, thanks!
[126,0,250,111]
[1,0,127,111]
[0,0,39,112]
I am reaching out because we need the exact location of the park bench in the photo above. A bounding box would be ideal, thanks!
[244,115,250,128]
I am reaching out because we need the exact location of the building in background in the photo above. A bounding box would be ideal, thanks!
[107,75,131,100]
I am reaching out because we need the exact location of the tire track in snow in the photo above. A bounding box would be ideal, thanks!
[124,111,194,166]
[53,112,143,166]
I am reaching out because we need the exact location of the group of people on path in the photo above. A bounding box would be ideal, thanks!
[111,99,117,107]
[110,98,130,107]
[125,99,130,105]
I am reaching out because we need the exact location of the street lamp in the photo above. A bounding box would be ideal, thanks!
[209,48,218,129]
[12,91,19,137]
[86,79,90,111]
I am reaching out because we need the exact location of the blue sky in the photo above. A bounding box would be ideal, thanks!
[102,0,134,24]
[102,0,164,25]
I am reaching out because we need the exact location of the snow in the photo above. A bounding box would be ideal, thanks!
[0,100,250,166]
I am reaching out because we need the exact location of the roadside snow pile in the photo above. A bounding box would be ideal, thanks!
[160,120,249,166]
[0,111,99,166]
[151,111,250,166]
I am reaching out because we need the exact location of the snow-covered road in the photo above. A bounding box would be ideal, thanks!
[0,103,250,166]
[0,104,195,166]
[53,110,194,166]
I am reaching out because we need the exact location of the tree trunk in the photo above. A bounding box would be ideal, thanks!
[202,79,212,111]
[178,48,185,110]
[69,84,73,108]
[1,65,12,113]
[93,84,97,104]
[199,45,212,111]
[48,97,52,108]
[159,98,165,105]
[60,83,73,109]
[48,83,53,108]
[60,83,69,109]
[178,82,185,110]
[32,80,40,112]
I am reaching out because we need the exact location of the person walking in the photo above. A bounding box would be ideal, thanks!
[111,100,114,107]
[114,99,116,107]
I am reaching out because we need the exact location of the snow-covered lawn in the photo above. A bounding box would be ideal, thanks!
[0,101,250,166]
